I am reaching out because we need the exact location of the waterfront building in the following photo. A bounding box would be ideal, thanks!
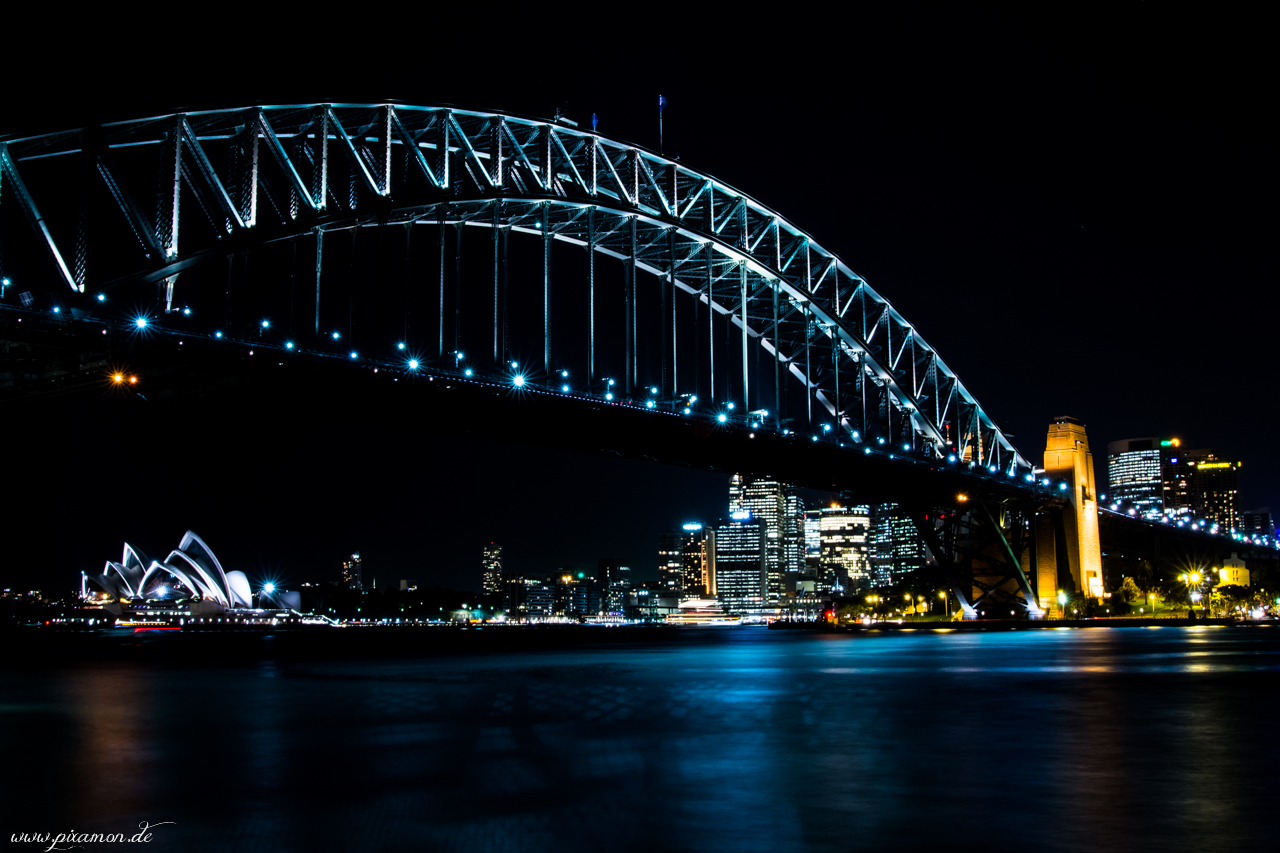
[1106,437,1165,520]
[713,513,767,614]
[679,524,715,595]
[658,530,685,591]
[341,552,363,591]
[597,560,630,615]
[482,543,504,595]
[728,474,803,603]
[819,503,871,594]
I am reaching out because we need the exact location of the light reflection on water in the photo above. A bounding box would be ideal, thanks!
[2,626,1277,852]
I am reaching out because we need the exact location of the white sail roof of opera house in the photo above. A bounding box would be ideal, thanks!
[90,531,251,608]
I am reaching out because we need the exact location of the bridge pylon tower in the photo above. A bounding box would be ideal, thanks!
[1034,416,1104,606]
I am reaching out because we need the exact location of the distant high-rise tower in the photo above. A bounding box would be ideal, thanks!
[1107,438,1166,520]
[682,525,715,595]
[1184,451,1241,532]
[482,543,504,595]
[729,474,802,603]
[341,552,363,591]
[658,530,685,590]
[818,503,871,594]
[713,513,766,613]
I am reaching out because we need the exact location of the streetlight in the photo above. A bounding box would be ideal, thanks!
[939,590,949,619]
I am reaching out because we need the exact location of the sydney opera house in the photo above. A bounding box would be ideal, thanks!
[85,531,293,614]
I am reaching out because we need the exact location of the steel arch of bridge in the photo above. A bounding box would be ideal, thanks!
[0,103,1030,474]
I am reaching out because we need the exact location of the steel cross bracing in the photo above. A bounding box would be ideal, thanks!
[0,103,1031,475]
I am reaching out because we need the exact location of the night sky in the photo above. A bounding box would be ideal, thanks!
[6,6,1273,593]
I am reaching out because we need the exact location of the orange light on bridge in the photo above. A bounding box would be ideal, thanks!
[956,494,969,503]
[112,373,124,383]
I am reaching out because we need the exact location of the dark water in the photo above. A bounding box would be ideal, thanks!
[4,625,1277,852]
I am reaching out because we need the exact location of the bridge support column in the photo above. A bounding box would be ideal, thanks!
[1042,416,1103,599]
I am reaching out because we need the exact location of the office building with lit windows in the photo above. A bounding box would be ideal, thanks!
[1106,438,1166,520]
[713,513,766,613]
[341,552,363,591]
[482,543,503,595]
[819,503,871,594]
[1186,451,1242,532]
[728,474,803,603]
[869,503,927,586]
[658,530,685,591]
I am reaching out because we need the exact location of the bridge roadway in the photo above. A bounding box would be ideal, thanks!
[1,307,1055,511]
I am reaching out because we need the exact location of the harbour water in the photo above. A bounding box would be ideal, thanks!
[3,625,1277,852]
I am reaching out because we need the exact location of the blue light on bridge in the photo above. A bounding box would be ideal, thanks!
[562,371,570,378]
[727,402,735,410]
[97,293,106,302]
[751,421,759,428]
[988,465,997,473]
[1042,478,1050,487]
[408,360,419,370]
[466,368,474,377]
[263,582,275,594]
[823,424,831,432]
[877,437,885,445]
[650,387,658,395]
[52,306,60,314]
[135,317,148,328]
[1058,482,1068,491]
[646,400,655,408]
[562,384,569,392]
[685,408,692,414]
[182,307,191,315]
[812,436,818,442]
[285,341,294,350]
[349,351,358,359]
[689,396,698,404]
[397,342,406,350]
[948,455,957,462]
[261,320,270,329]
[513,374,525,387]
[904,444,911,451]
[332,332,340,340]
[607,378,614,386]
[215,331,222,338]
[717,413,727,423]
[605,392,613,400]
[511,361,519,369]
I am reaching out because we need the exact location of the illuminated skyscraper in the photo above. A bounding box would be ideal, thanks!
[728,474,802,603]
[682,525,715,595]
[869,503,928,586]
[1185,451,1241,532]
[819,503,871,594]
[482,543,503,595]
[713,513,766,613]
[341,552,363,591]
[1107,438,1165,520]
[658,530,685,591]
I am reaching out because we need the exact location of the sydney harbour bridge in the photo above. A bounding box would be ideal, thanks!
[0,103,1245,616]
